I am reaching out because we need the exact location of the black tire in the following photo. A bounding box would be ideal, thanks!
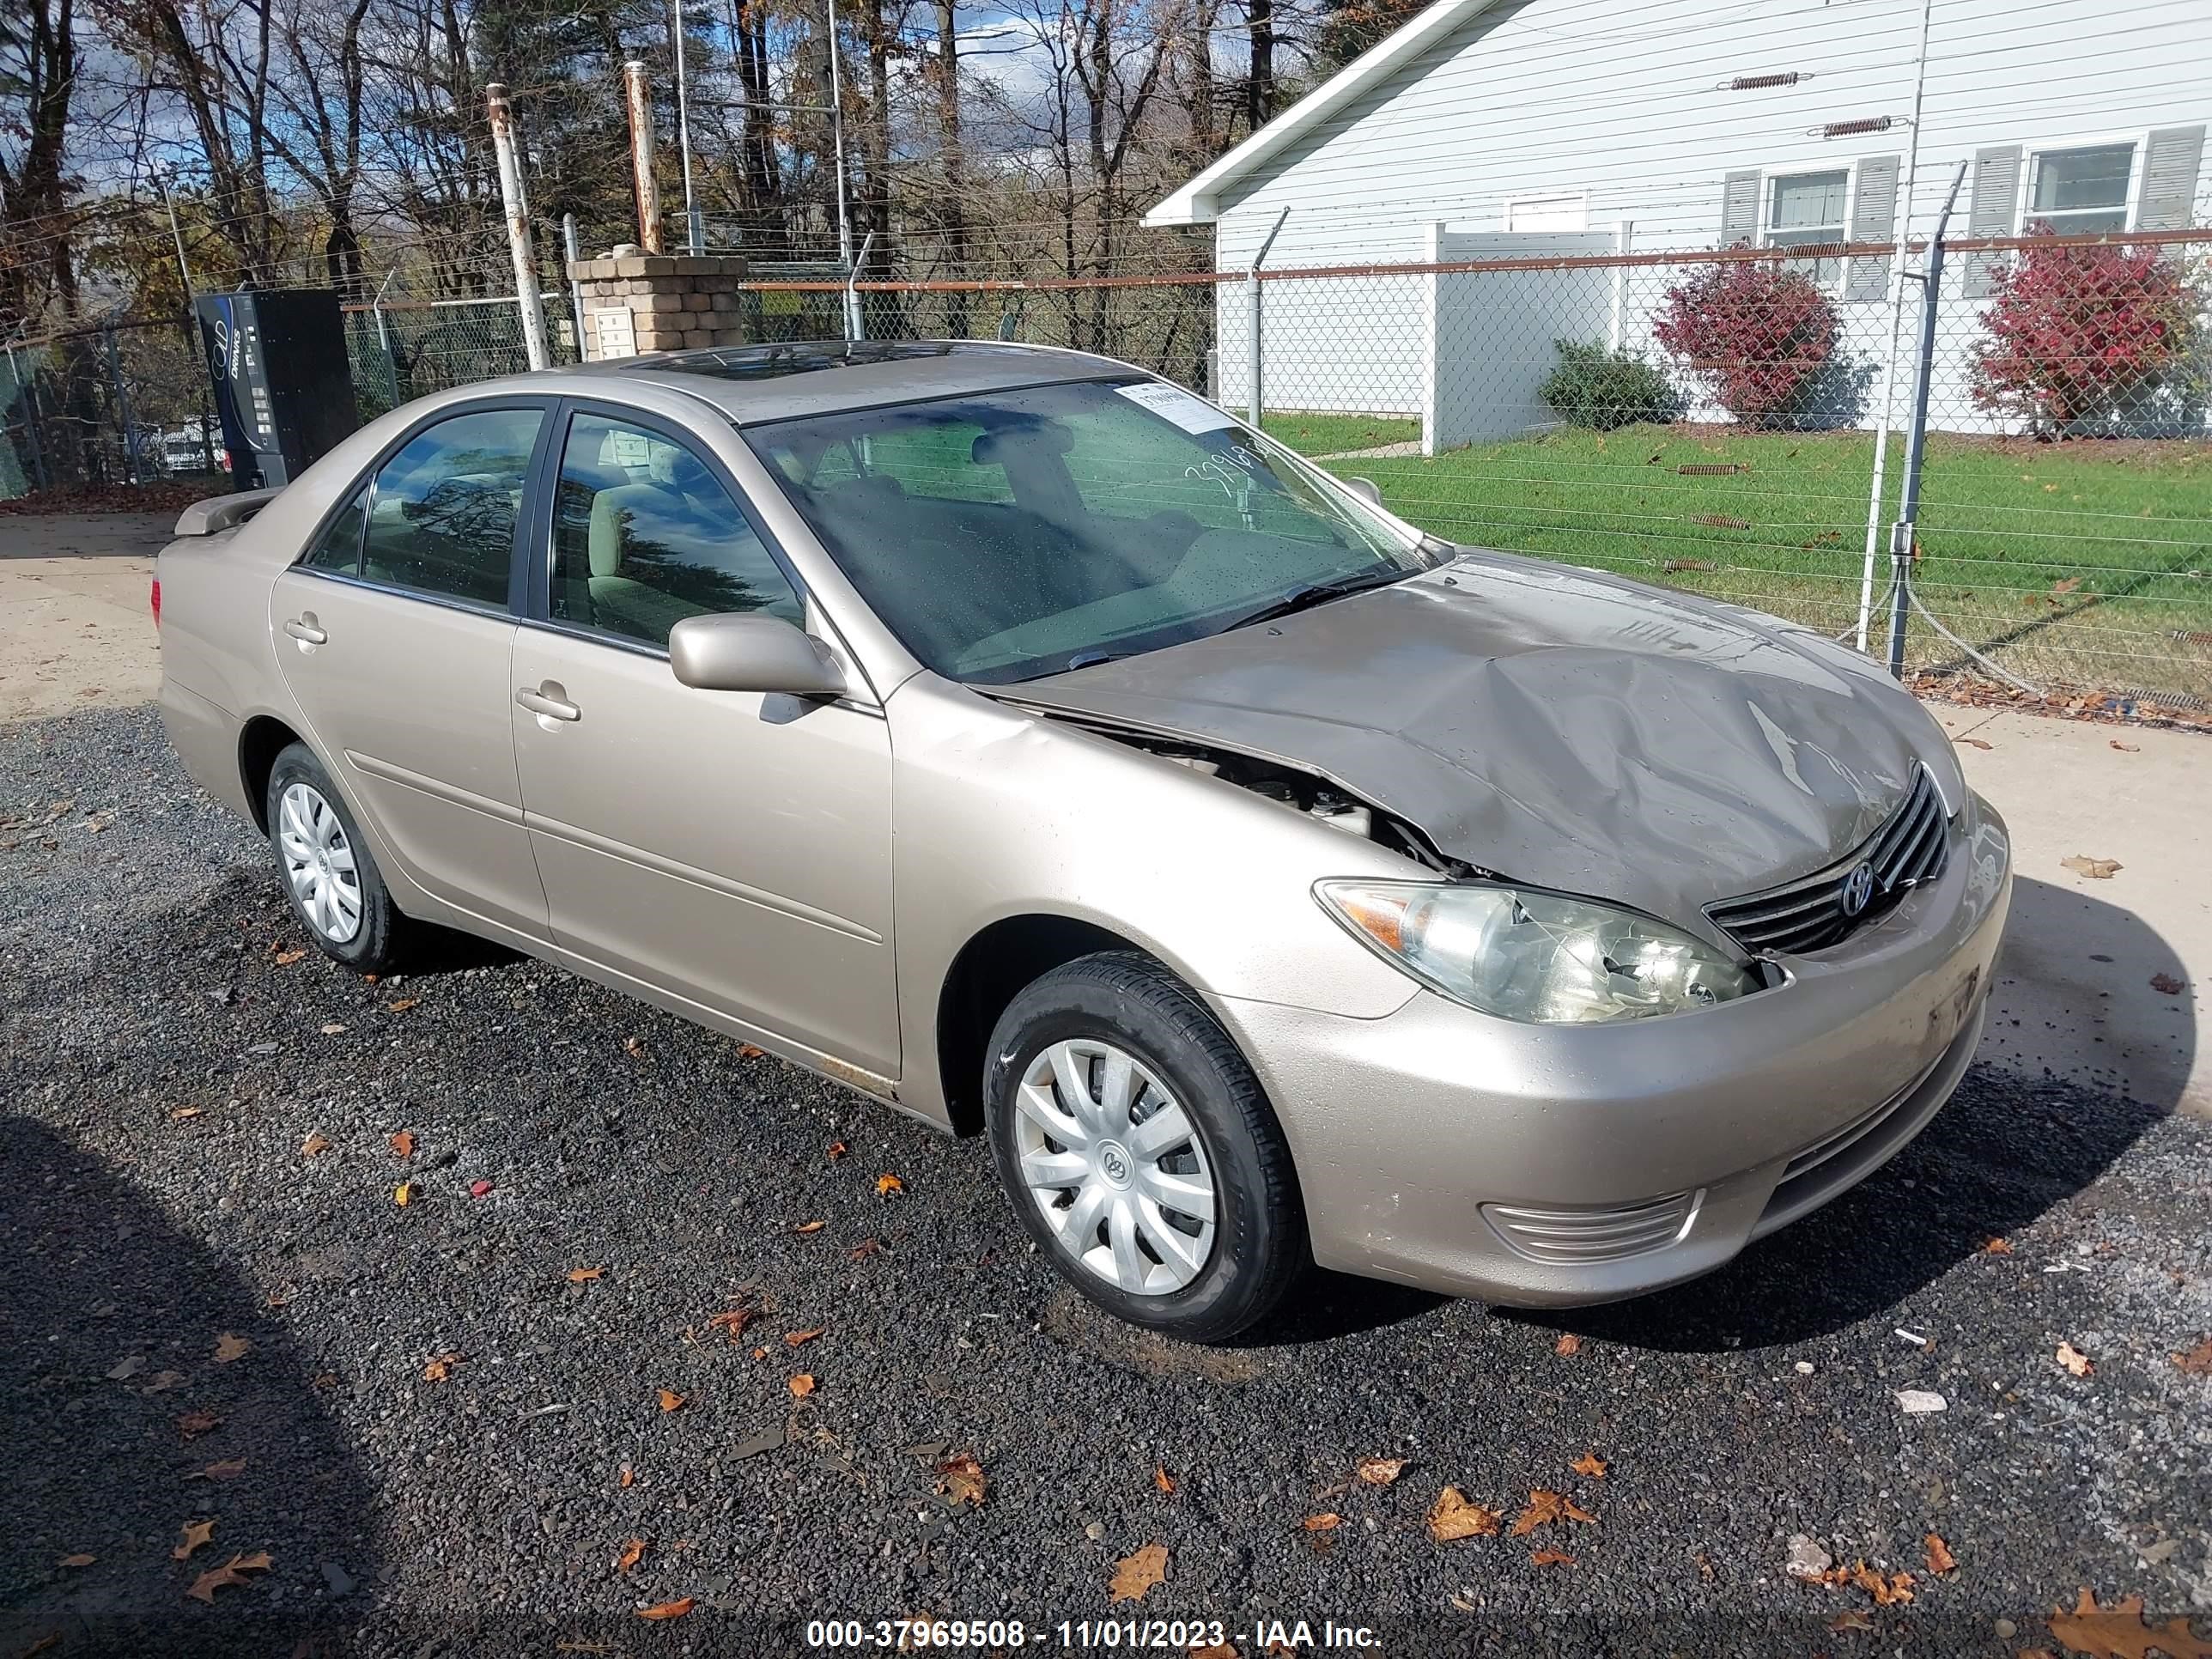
[264,742,413,973]
[984,951,1308,1342]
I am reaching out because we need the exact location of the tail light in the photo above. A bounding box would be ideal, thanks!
[150,577,161,628]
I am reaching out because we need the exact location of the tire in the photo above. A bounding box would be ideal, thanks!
[264,742,412,973]
[985,951,1307,1342]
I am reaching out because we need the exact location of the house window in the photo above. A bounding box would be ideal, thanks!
[2027,143,2135,234]
[1505,193,1588,233]
[1765,169,1850,285]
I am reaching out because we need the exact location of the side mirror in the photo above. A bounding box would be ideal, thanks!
[669,613,848,700]
[1343,477,1382,507]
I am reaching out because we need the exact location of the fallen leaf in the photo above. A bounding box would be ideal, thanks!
[937,1454,988,1508]
[1425,1486,1500,1542]
[827,1140,848,1161]
[1529,1547,1576,1566]
[300,1133,331,1158]
[185,1551,271,1602]
[619,1464,635,1489]
[385,998,419,1013]
[1191,1647,1237,1659]
[1981,1236,2014,1255]
[737,1043,766,1060]
[1109,1543,1168,1603]
[1846,1561,1915,1606]
[848,1238,882,1259]
[784,1327,826,1348]
[1511,1489,1597,1535]
[1355,1455,1407,1486]
[319,1022,348,1036]
[2110,739,2141,752]
[392,1182,416,1207]
[470,1180,493,1199]
[1152,1465,1176,1495]
[2047,1588,2212,1659]
[2061,854,2122,879]
[1553,1334,1580,1357]
[787,1374,816,1398]
[388,1130,416,1158]
[622,1036,646,1059]
[1827,1610,1875,1633]
[176,1409,221,1439]
[876,1173,904,1198]
[1303,1512,1342,1532]
[173,1519,216,1560]
[2151,972,2187,995]
[170,1106,202,1121]
[1570,1452,1608,1480]
[58,1553,95,1568]
[145,1369,186,1392]
[190,1459,247,1481]
[614,1537,645,1573]
[422,1352,462,1382]
[213,1333,252,1364]
[2174,1338,2212,1375]
[1958,737,1994,750]
[2057,1340,2094,1377]
[635,1598,694,1622]
[273,948,307,965]
[566,1267,605,1283]
[706,1307,757,1340]
[792,1219,826,1235]
[657,1389,686,1413]
[1924,1533,1957,1575]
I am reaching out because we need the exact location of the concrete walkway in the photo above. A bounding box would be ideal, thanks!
[1,512,2203,1117]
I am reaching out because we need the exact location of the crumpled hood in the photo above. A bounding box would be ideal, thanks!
[1008,550,1958,930]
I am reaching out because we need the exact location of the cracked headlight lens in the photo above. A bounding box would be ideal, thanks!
[1316,879,1761,1024]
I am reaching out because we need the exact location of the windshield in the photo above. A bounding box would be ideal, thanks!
[744,378,1433,683]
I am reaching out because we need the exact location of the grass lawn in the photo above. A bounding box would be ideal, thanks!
[1293,422,2212,701]
[1261,410,1422,457]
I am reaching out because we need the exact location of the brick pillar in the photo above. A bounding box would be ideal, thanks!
[567,252,751,360]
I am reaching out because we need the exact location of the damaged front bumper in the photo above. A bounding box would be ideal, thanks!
[1211,794,2012,1307]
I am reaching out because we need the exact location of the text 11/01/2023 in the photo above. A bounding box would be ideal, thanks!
[804,1618,1385,1650]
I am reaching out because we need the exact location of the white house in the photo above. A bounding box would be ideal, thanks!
[1144,0,2212,448]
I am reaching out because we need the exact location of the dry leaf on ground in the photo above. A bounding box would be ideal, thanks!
[2110,740,2140,752]
[1511,1489,1597,1535]
[300,1133,331,1158]
[876,1173,905,1198]
[2173,1338,2212,1375]
[787,1374,816,1398]
[1553,1334,1581,1357]
[848,1237,883,1259]
[422,1352,461,1382]
[2047,1588,2212,1659]
[827,1140,848,1160]
[1924,1533,1957,1575]
[792,1220,826,1235]
[1152,1465,1176,1495]
[566,1266,605,1283]
[1109,1543,1168,1602]
[656,1389,686,1413]
[635,1598,695,1621]
[273,948,307,965]
[1570,1452,1608,1479]
[1355,1456,1407,1486]
[386,998,418,1013]
[213,1334,252,1364]
[170,1106,202,1121]
[937,1455,988,1508]
[1529,1547,1576,1566]
[1959,737,1994,750]
[737,1043,766,1060]
[185,1551,272,1603]
[784,1327,826,1347]
[392,1182,416,1207]
[1827,1610,1875,1633]
[1425,1487,1499,1542]
[614,1538,645,1573]
[191,1459,247,1481]
[1981,1235,2014,1255]
[622,1036,646,1059]
[1846,1562,1914,1606]
[58,1554,95,1568]
[1303,1513,1341,1532]
[176,1409,221,1438]
[173,1520,216,1560]
[2057,1340,2095,1377]
[319,1022,348,1035]
[707,1308,757,1340]
[2150,972,2187,995]
[2061,855,2123,879]
[388,1130,416,1158]
[618,1464,635,1490]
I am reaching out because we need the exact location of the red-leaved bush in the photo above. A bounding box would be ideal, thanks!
[1972,229,2203,434]
[1653,258,1838,428]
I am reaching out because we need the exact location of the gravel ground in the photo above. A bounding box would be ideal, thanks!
[3,706,2209,1659]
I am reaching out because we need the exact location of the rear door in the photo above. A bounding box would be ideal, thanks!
[270,401,553,940]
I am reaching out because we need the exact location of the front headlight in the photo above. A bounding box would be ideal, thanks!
[1316,879,1762,1024]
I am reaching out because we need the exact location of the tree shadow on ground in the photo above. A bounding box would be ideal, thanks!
[0,1116,376,1657]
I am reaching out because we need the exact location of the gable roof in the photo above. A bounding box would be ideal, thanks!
[1144,0,1510,228]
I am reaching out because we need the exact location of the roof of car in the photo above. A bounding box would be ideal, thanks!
[571,339,1147,425]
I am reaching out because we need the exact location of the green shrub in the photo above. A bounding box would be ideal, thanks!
[1540,340,1680,430]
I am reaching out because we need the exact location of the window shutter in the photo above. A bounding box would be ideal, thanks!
[1720,171,1760,246]
[2135,125,2205,230]
[1846,155,1900,301]
[1963,144,2022,298]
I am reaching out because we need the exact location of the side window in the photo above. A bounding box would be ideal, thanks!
[550,412,804,648]
[360,407,542,608]
[301,484,368,575]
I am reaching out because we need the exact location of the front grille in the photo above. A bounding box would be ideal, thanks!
[1480,1190,1701,1265]
[1706,767,1950,956]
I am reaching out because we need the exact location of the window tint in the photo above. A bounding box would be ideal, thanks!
[2030,143,2135,234]
[550,412,803,648]
[302,484,367,575]
[361,408,541,607]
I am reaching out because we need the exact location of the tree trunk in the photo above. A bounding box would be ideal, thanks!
[1246,0,1273,135]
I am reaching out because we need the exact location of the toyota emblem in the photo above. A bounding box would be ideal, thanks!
[1840,860,1878,918]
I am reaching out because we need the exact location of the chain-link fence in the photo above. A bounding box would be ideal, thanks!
[343,294,580,418]
[2,316,222,491]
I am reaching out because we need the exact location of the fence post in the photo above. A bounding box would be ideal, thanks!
[563,213,586,360]
[103,327,143,485]
[1247,207,1289,428]
[1884,162,1968,680]
[487,83,551,372]
[845,230,875,343]
[1608,220,1634,350]
[5,343,52,493]
[623,60,665,256]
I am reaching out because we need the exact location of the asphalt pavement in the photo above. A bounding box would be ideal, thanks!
[3,706,2209,1658]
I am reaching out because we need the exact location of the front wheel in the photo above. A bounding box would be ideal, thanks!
[984,951,1307,1342]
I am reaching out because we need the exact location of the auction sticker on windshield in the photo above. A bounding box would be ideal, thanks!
[1115,380,1237,433]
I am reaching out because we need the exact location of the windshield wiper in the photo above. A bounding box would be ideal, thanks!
[1223,568,1411,633]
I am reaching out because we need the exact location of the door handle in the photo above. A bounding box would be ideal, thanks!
[515,684,580,722]
[283,616,326,645]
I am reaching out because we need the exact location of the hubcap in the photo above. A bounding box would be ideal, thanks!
[1012,1038,1218,1297]
[276,781,362,944]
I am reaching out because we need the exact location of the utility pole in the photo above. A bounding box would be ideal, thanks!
[825,0,855,288]
[487,83,552,371]
[672,0,702,252]
[1883,161,1970,680]
[624,60,665,254]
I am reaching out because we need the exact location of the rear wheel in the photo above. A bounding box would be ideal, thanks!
[984,951,1307,1341]
[265,743,412,973]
